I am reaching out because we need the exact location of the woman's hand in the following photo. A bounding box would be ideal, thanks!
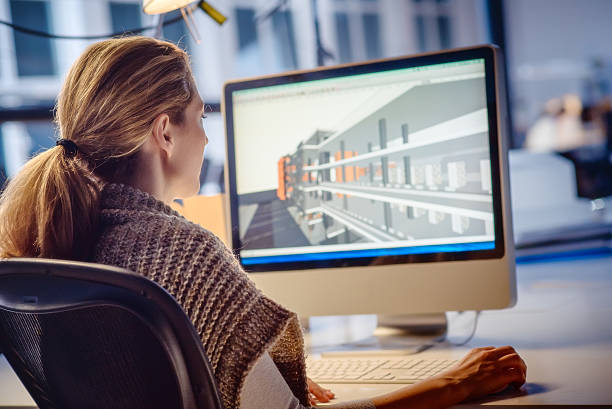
[307,377,335,405]
[440,346,527,401]
[371,346,526,409]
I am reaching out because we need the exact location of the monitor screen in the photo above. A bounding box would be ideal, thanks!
[224,47,504,272]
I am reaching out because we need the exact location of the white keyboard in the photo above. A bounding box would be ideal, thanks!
[307,357,458,384]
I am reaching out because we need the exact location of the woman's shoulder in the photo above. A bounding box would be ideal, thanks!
[96,183,231,267]
[99,205,224,254]
[99,183,218,239]
[94,206,241,289]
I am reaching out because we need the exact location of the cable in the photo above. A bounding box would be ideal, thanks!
[442,310,481,347]
[410,311,481,354]
[0,12,184,40]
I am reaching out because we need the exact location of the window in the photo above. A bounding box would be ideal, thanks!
[0,120,55,179]
[335,12,352,63]
[109,2,141,35]
[437,15,451,49]
[162,9,189,50]
[412,0,453,52]
[233,7,262,76]
[415,15,427,52]
[236,8,257,50]
[332,0,381,64]
[272,10,298,70]
[9,0,55,76]
[0,126,6,187]
[363,13,381,60]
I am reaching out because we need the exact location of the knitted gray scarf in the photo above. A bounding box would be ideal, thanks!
[92,183,310,409]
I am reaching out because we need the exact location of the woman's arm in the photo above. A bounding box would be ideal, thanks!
[371,346,527,409]
[242,346,525,409]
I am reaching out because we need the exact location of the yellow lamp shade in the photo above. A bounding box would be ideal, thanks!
[142,0,194,14]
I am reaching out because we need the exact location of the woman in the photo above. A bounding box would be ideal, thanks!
[0,37,526,409]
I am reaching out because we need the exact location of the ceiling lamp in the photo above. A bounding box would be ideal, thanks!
[142,0,226,44]
[142,1,226,25]
[142,0,194,15]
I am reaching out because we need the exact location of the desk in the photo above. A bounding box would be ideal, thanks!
[2,254,612,408]
[308,253,612,408]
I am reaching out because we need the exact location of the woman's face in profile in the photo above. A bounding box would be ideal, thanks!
[170,94,209,198]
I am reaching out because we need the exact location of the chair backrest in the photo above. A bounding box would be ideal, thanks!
[0,258,224,409]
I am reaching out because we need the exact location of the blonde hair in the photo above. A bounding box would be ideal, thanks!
[0,37,196,260]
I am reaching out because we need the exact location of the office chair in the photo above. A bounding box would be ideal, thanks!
[0,258,224,409]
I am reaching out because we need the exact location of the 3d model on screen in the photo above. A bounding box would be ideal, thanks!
[238,78,495,251]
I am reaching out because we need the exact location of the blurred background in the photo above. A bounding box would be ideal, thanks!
[0,0,611,203]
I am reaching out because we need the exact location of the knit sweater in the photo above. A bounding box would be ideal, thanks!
[92,183,310,409]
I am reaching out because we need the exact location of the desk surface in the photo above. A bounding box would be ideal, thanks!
[310,253,612,408]
[2,254,612,408]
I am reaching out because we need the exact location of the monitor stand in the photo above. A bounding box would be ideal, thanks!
[377,313,447,335]
[307,314,447,356]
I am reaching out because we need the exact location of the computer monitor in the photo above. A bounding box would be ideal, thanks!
[222,45,516,319]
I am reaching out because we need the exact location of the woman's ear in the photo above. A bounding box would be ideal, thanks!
[150,113,174,159]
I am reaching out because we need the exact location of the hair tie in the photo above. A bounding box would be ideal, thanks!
[56,139,78,157]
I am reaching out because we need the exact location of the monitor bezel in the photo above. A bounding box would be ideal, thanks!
[223,45,505,273]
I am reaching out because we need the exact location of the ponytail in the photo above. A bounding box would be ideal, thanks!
[0,36,194,261]
[0,145,99,260]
